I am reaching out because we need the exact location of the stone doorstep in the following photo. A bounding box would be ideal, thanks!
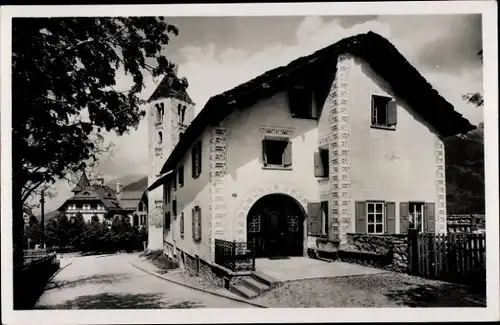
[229,270,280,300]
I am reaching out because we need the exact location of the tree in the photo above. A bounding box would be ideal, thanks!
[461,50,484,108]
[68,212,86,248]
[12,17,187,267]
[444,49,485,214]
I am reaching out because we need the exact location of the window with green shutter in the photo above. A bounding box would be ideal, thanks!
[180,212,184,236]
[192,206,201,241]
[400,202,410,234]
[424,202,436,233]
[179,165,184,187]
[192,141,202,179]
[321,201,329,236]
[307,202,322,236]
[314,149,329,177]
[262,136,292,169]
[371,95,397,130]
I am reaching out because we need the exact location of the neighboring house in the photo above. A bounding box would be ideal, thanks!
[147,32,474,280]
[58,171,148,227]
[23,207,33,228]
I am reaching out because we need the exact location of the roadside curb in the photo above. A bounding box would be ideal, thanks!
[129,260,268,308]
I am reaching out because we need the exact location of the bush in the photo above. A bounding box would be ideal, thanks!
[44,214,146,254]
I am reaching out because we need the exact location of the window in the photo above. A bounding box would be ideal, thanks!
[178,165,184,187]
[172,199,177,216]
[192,206,202,241]
[165,211,171,231]
[191,141,202,178]
[371,95,397,128]
[288,86,317,119]
[262,137,292,168]
[321,201,329,236]
[173,171,177,190]
[367,202,384,234]
[177,104,187,124]
[158,131,163,144]
[314,149,329,177]
[409,202,425,232]
[180,212,184,236]
[156,103,164,124]
[165,185,171,203]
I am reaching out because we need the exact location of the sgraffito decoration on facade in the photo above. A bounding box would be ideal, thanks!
[259,125,295,137]
[235,183,308,242]
[436,137,447,234]
[327,55,352,244]
[209,119,228,257]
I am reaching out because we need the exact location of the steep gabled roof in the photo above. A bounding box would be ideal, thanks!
[159,31,475,176]
[71,171,91,193]
[148,74,194,104]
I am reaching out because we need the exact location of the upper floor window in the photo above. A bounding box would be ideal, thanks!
[192,141,202,178]
[165,185,171,203]
[178,165,184,187]
[371,95,397,129]
[158,131,163,144]
[155,103,164,124]
[314,149,329,177]
[178,104,187,125]
[288,85,317,119]
[262,136,292,169]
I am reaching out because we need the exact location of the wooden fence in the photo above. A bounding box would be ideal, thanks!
[408,230,486,286]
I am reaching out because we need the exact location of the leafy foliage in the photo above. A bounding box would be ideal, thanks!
[445,48,484,214]
[12,17,184,266]
[44,213,147,253]
[444,123,484,213]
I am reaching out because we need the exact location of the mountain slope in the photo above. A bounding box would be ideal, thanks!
[122,176,148,192]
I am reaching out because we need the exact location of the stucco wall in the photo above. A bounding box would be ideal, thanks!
[223,92,319,247]
[163,128,212,263]
[348,57,439,233]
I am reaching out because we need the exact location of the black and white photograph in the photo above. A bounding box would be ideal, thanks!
[1,1,498,324]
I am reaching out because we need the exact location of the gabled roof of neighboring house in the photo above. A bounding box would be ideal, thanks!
[118,191,146,211]
[158,31,475,177]
[59,172,146,212]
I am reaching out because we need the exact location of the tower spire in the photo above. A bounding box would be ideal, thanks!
[71,169,91,193]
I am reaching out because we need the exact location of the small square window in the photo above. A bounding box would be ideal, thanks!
[262,137,292,168]
[371,95,397,128]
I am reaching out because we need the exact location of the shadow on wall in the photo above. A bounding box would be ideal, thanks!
[36,292,205,309]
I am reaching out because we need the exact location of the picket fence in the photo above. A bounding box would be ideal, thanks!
[408,231,486,285]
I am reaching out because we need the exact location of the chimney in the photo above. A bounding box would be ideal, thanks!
[116,182,122,195]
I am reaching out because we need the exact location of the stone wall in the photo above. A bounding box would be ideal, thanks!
[183,251,246,289]
[342,233,408,273]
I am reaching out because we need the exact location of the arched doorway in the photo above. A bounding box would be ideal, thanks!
[247,194,305,258]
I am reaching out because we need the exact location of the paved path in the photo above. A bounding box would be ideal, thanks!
[35,253,254,309]
[255,257,387,282]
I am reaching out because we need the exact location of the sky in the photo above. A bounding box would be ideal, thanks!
[33,14,483,214]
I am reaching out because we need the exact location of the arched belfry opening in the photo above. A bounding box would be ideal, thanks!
[246,194,305,258]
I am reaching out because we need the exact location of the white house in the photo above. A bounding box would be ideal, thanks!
[147,32,475,289]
